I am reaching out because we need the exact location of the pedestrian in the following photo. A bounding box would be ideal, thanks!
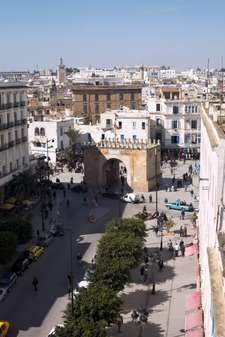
[144,254,149,265]
[140,265,145,277]
[70,177,73,184]
[117,315,123,333]
[185,184,187,192]
[151,280,156,294]
[180,225,183,237]
[66,199,70,207]
[32,277,39,291]
[149,194,152,203]
[174,242,179,257]
[63,189,66,198]
[77,252,82,261]
[180,240,185,257]
[181,209,185,220]
[184,225,188,237]
[170,167,173,175]
[172,175,175,185]
[141,194,146,202]
[142,205,147,216]
[158,258,164,272]
[131,310,139,323]
[67,274,72,286]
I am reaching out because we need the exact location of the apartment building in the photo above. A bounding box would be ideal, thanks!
[146,86,201,158]
[0,82,29,201]
[71,84,142,124]
[198,102,225,337]
[28,118,74,163]
[100,107,150,142]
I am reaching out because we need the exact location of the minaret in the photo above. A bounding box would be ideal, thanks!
[58,57,66,86]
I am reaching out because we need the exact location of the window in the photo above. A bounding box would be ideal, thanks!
[83,94,87,102]
[7,113,10,124]
[133,121,136,129]
[120,135,125,141]
[173,106,179,114]
[83,104,88,114]
[16,159,19,169]
[185,133,190,144]
[191,120,197,129]
[185,106,188,113]
[15,130,18,140]
[156,103,161,112]
[101,134,105,140]
[95,104,99,114]
[142,122,146,130]
[131,93,135,101]
[10,162,13,172]
[8,132,11,142]
[13,93,17,103]
[0,116,2,125]
[40,127,45,136]
[0,135,4,145]
[22,156,25,166]
[3,165,6,175]
[34,127,39,136]
[7,93,10,104]
[133,135,137,141]
[119,93,123,101]
[95,94,99,102]
[171,135,179,144]
[192,106,195,113]
[107,94,111,101]
[195,106,198,113]
[106,119,112,128]
[106,102,111,109]
[156,118,161,126]
[188,106,191,113]
[172,120,178,129]
[14,111,17,121]
[60,127,63,136]
[131,102,136,109]
[21,128,24,138]
[191,134,197,144]
[118,121,122,129]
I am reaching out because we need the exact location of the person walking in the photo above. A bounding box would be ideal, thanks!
[149,194,152,203]
[181,209,185,220]
[174,242,179,257]
[117,315,123,333]
[32,277,39,291]
[158,258,164,272]
[151,280,156,294]
[66,199,70,207]
[184,225,188,237]
[180,240,185,257]
[179,225,183,237]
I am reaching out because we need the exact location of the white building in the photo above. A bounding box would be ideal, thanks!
[146,86,201,157]
[100,107,150,142]
[0,82,29,201]
[198,102,225,337]
[28,118,74,163]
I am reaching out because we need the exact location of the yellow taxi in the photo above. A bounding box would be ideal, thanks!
[27,245,44,261]
[0,321,9,337]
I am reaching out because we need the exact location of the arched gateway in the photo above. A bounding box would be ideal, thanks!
[83,139,161,192]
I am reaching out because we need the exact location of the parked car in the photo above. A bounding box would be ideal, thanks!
[0,321,9,337]
[121,193,140,203]
[10,251,30,276]
[102,191,120,199]
[0,272,17,293]
[47,324,64,337]
[166,200,194,211]
[26,245,44,261]
[0,288,7,302]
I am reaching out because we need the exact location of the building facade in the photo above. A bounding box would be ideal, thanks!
[146,86,201,158]
[199,102,225,337]
[28,118,74,163]
[0,83,29,201]
[72,84,142,124]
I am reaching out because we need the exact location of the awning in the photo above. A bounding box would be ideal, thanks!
[185,243,198,256]
[185,291,201,311]
[185,327,204,337]
[185,309,203,331]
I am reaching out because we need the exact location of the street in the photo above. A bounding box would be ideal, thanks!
[0,160,199,337]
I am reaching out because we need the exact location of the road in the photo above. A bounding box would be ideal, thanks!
[0,160,199,337]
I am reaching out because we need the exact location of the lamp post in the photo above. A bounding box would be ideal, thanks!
[64,226,74,313]
[46,139,54,181]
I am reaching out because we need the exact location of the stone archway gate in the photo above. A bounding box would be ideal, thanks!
[83,139,161,192]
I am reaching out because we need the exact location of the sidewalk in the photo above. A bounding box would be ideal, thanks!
[108,221,197,337]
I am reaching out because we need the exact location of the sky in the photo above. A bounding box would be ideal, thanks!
[0,0,225,71]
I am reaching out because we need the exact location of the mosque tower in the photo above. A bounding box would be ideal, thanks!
[58,57,66,86]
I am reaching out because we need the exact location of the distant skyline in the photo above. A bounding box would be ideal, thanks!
[0,0,225,71]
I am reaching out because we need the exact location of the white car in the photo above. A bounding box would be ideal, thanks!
[73,280,90,297]
[48,324,63,336]
[121,193,140,203]
[0,288,7,302]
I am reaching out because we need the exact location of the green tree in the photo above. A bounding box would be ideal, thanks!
[0,231,17,264]
[165,218,176,232]
[56,318,107,337]
[65,129,80,146]
[0,216,33,244]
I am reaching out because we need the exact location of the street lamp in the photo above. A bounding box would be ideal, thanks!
[46,139,54,181]
[64,226,74,313]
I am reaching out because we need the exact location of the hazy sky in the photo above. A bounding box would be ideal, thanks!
[0,0,225,71]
